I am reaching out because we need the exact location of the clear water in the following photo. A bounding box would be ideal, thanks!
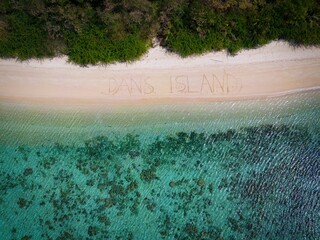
[0,91,319,240]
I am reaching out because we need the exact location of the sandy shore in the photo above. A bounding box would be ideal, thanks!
[0,41,320,106]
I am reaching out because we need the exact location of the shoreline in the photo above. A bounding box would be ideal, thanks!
[1,87,320,107]
[0,41,320,107]
[1,90,319,146]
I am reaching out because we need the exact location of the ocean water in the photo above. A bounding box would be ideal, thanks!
[0,91,319,240]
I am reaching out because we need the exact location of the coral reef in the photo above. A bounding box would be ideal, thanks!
[1,126,319,239]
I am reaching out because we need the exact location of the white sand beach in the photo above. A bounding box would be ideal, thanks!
[0,41,320,106]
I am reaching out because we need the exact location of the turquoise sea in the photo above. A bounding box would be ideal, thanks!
[0,91,319,240]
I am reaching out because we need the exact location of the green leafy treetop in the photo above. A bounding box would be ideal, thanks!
[0,0,319,65]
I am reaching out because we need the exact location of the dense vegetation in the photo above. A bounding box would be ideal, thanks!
[0,0,320,64]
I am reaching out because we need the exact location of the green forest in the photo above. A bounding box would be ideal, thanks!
[0,0,320,65]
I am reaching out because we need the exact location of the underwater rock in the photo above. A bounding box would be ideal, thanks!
[17,198,28,208]
[169,181,175,187]
[102,198,114,208]
[228,217,240,232]
[140,167,157,182]
[208,183,214,193]
[23,168,33,176]
[90,164,99,172]
[86,179,95,187]
[39,156,58,169]
[98,216,111,226]
[151,159,162,167]
[184,223,198,238]
[98,173,108,178]
[20,236,32,240]
[159,214,171,236]
[135,191,141,197]
[109,184,126,196]
[201,231,209,237]
[127,181,138,191]
[88,226,98,236]
[129,151,140,159]
[84,136,112,160]
[144,198,157,212]
[128,232,134,240]
[56,231,73,240]
[130,201,139,215]
[45,220,54,230]
[197,179,205,187]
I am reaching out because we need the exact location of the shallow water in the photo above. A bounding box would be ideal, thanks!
[0,91,319,240]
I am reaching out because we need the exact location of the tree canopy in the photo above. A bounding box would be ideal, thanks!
[0,0,319,64]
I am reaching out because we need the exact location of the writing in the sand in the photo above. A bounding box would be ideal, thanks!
[102,72,241,96]
[106,77,155,95]
[170,72,242,94]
